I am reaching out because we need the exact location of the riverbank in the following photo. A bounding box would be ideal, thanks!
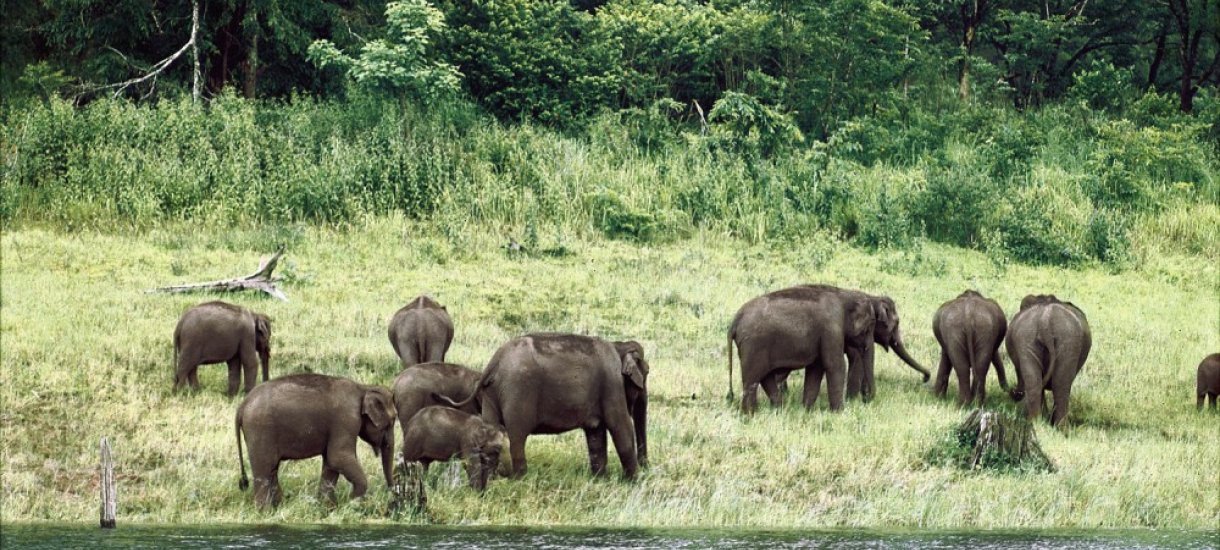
[1,219,1216,527]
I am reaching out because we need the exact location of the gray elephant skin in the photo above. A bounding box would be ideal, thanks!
[1197,353,1220,410]
[442,333,649,480]
[401,406,508,491]
[392,362,482,440]
[932,290,1010,407]
[727,285,929,413]
[173,301,271,396]
[235,373,396,508]
[388,295,454,367]
[1006,294,1092,426]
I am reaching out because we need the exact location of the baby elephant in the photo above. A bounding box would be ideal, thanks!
[401,406,507,491]
[235,374,396,509]
[174,301,271,396]
[1197,353,1220,410]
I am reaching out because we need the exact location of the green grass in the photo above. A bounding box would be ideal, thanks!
[1,218,1217,527]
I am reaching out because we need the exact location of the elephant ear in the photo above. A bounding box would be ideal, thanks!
[621,348,648,389]
[871,298,897,351]
[362,391,394,431]
[255,316,271,346]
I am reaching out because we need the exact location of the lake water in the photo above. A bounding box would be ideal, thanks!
[0,524,1215,549]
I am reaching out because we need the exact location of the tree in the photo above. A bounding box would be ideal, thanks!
[1162,0,1220,112]
[308,0,461,103]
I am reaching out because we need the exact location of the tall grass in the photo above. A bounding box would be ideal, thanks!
[2,94,1216,265]
[1,222,1216,527]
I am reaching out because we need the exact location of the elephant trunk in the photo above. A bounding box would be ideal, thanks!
[892,338,931,383]
[380,429,395,488]
[259,350,270,382]
[633,392,648,468]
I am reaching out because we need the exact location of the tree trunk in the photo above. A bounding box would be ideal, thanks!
[242,31,258,99]
[1147,21,1168,88]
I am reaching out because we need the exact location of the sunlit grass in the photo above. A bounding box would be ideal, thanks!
[1,218,1216,527]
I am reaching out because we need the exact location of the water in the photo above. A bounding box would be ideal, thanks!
[1,524,1215,549]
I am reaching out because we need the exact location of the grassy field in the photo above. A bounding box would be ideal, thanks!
[1,217,1217,528]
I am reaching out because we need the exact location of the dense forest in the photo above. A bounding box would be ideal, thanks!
[1,0,1217,266]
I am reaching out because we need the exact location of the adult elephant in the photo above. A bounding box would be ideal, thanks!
[235,373,396,508]
[932,290,1010,407]
[388,295,454,367]
[1006,295,1091,427]
[441,334,649,479]
[391,362,482,437]
[173,301,271,396]
[727,284,929,413]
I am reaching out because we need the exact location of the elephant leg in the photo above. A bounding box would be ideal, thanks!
[174,355,197,392]
[584,427,608,476]
[860,345,876,402]
[802,363,824,409]
[326,441,369,499]
[945,343,972,407]
[760,373,783,407]
[188,367,200,390]
[1050,385,1072,428]
[970,344,992,408]
[1209,394,1217,410]
[932,350,951,398]
[506,427,529,478]
[846,350,864,400]
[822,342,847,412]
[319,463,341,505]
[1199,393,1205,410]
[774,371,790,401]
[739,350,767,414]
[607,416,638,480]
[954,366,972,408]
[226,358,242,397]
[239,344,259,394]
[250,456,281,509]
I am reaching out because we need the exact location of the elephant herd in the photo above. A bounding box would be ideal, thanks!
[170,285,1217,509]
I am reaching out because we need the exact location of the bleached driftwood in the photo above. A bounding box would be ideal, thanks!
[150,246,288,301]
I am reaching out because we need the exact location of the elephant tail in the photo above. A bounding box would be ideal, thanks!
[236,408,249,491]
[1039,339,1061,392]
[436,365,493,410]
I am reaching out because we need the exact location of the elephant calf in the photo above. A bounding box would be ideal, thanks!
[235,374,396,509]
[173,301,271,396]
[932,290,1010,407]
[401,406,507,491]
[1197,353,1220,410]
[388,295,454,367]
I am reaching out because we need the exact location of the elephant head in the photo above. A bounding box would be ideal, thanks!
[870,296,930,382]
[358,386,397,487]
[254,314,272,381]
[464,423,508,491]
[614,340,649,467]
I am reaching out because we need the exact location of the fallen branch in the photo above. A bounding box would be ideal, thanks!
[150,246,288,301]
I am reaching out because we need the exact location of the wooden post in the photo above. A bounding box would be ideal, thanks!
[100,437,116,528]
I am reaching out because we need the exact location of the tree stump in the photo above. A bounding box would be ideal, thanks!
[391,459,427,516]
[956,409,1054,472]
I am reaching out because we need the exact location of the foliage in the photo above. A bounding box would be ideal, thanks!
[308,0,460,102]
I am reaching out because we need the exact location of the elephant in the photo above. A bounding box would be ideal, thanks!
[391,362,482,441]
[440,333,649,480]
[1197,353,1220,410]
[235,373,396,508]
[932,290,1011,407]
[401,406,508,491]
[1005,294,1091,427]
[727,284,930,414]
[173,301,271,396]
[388,295,454,367]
